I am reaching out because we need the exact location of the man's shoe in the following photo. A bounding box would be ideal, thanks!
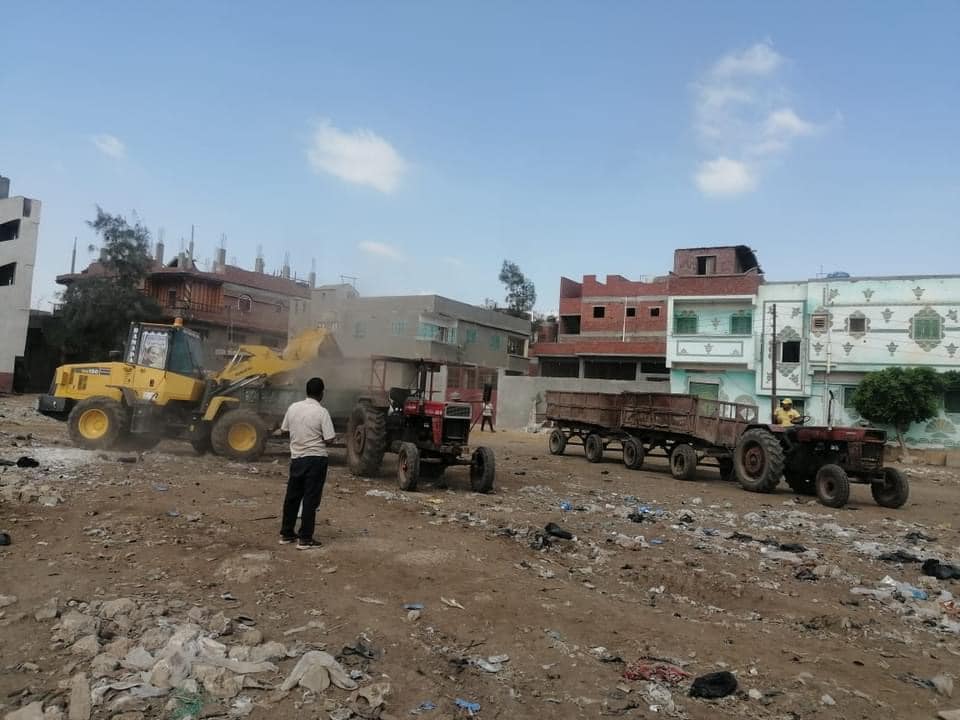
[296,539,322,550]
[279,536,296,545]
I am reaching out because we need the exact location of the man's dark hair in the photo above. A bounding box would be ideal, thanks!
[306,377,325,400]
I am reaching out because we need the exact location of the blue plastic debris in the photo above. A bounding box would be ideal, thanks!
[403,603,424,610]
[455,699,480,715]
[414,701,437,712]
[559,501,573,512]
[650,538,665,545]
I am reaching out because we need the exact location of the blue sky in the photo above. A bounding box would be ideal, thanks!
[2,1,958,313]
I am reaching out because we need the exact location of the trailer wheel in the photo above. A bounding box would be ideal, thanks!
[584,434,604,463]
[734,428,784,493]
[718,457,736,482]
[871,467,909,508]
[470,447,495,493]
[623,438,645,470]
[815,464,850,508]
[68,397,127,450]
[548,429,567,455]
[347,402,387,477]
[670,444,698,481]
[211,409,268,462]
[397,442,420,491]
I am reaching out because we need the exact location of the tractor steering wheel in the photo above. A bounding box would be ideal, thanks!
[792,415,812,426]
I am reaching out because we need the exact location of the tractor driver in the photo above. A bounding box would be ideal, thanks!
[774,398,801,427]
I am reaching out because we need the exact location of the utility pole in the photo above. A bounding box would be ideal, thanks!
[770,303,778,423]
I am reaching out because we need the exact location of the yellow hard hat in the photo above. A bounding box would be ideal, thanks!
[782,398,793,406]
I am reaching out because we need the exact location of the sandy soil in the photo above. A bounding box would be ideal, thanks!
[2,393,960,720]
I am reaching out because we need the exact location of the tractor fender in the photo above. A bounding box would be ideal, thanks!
[202,395,240,422]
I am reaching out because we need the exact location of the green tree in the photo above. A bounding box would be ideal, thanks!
[498,260,536,317]
[852,367,946,449]
[53,208,160,361]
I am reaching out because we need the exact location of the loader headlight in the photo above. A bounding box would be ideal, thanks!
[142,391,158,401]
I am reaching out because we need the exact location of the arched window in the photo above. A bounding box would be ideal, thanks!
[238,295,252,313]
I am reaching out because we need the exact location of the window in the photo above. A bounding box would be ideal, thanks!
[650,307,661,318]
[465,327,478,344]
[539,358,579,378]
[626,307,636,317]
[238,295,252,313]
[945,390,960,414]
[848,317,866,334]
[0,262,16,286]
[489,334,502,351]
[560,315,581,334]
[674,314,697,334]
[584,360,636,380]
[507,336,525,356]
[914,315,941,340]
[353,321,365,338]
[843,386,859,409]
[730,313,752,335]
[689,381,719,400]
[417,321,456,344]
[811,314,829,332]
[593,306,606,319]
[696,256,717,275]
[391,320,407,336]
[781,340,801,363]
[0,219,20,243]
[640,358,668,375]
[166,290,177,308]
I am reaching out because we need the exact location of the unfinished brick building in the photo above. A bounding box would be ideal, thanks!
[531,246,763,379]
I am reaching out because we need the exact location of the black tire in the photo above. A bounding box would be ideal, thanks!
[419,461,447,480]
[210,408,269,462]
[584,434,604,463]
[670,444,698,481]
[347,402,387,476]
[784,468,816,496]
[191,434,212,455]
[816,464,850,508]
[67,397,127,450]
[470,446,495,493]
[735,428,785,493]
[718,457,736,482]
[548,429,566,456]
[871,467,909,508]
[397,442,420,491]
[623,438,645,470]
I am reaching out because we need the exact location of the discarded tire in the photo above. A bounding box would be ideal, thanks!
[689,670,738,699]
[735,428,784,493]
[815,464,850,508]
[871,467,909,508]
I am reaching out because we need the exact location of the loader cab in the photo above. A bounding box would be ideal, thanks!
[125,320,205,378]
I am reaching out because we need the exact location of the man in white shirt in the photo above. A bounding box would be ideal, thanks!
[481,400,495,432]
[279,377,336,549]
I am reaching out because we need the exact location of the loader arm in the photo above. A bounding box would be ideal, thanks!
[213,328,339,384]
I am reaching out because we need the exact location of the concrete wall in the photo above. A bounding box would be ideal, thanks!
[495,373,669,430]
[0,195,40,392]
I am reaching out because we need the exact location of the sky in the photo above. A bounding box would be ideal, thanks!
[2,1,958,314]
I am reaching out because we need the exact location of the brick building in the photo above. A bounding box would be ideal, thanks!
[531,246,763,380]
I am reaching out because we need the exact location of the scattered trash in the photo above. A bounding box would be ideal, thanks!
[117,456,138,464]
[880,575,929,600]
[795,567,818,582]
[403,603,424,610]
[221,592,238,601]
[0,532,11,546]
[821,693,836,706]
[689,671,738,699]
[281,650,358,693]
[879,550,922,564]
[441,597,466,610]
[559,501,573,512]
[923,559,960,580]
[151,483,169,492]
[356,596,386,605]
[649,538,665,545]
[932,674,955,698]
[16,456,40,468]
[454,698,480,715]
[544,522,573,540]
[906,530,937,542]
[778,542,807,553]
[623,659,690,684]
[412,700,437,714]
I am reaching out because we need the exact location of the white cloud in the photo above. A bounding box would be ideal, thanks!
[359,240,403,260]
[307,119,407,193]
[694,157,757,197]
[692,41,823,196]
[92,134,126,159]
[710,42,783,78]
[441,256,465,267]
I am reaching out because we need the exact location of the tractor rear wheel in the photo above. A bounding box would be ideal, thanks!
[718,457,736,482]
[211,409,268,462]
[623,438,645,470]
[470,446,495,493]
[815,464,850,508]
[397,442,420,491]
[548,429,566,455]
[68,397,127,450]
[871,467,909,508]
[347,402,387,476]
[735,428,784,493]
[670,444,698,481]
[584,434,604,463]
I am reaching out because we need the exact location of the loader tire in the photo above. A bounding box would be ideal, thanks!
[347,402,387,477]
[211,408,268,462]
[68,397,127,450]
[735,428,784,493]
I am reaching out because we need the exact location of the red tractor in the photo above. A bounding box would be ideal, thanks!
[733,417,909,509]
[344,359,495,493]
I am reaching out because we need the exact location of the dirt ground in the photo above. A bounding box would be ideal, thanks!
[2,393,960,720]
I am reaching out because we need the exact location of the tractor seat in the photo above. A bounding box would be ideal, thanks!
[389,387,412,410]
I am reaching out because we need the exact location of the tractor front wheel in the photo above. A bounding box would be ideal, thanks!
[347,402,387,476]
[211,409,269,462]
[871,467,909,508]
[68,397,127,450]
[815,464,850,508]
[397,442,420,491]
[670,444,698,481]
[548,429,567,456]
[623,438,645,470]
[470,447,495,493]
[735,428,784,493]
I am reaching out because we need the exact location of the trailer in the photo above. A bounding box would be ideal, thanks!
[545,390,759,481]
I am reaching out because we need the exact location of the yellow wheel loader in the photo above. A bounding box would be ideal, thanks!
[38,318,337,461]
